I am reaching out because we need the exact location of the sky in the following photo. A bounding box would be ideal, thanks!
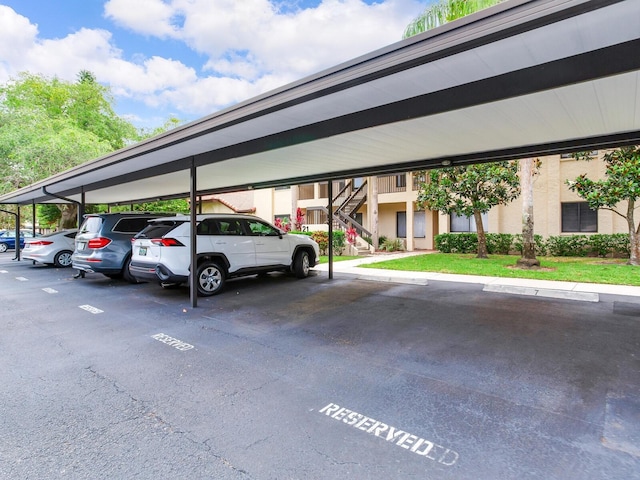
[0,0,429,129]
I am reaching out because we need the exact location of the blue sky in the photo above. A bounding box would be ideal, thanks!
[0,0,428,129]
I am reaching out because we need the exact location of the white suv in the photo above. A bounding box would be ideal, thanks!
[129,214,320,296]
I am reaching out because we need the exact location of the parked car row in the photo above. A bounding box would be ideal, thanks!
[0,230,41,252]
[8,212,320,297]
[129,214,320,296]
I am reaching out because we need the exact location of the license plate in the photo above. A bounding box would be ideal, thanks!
[139,246,147,256]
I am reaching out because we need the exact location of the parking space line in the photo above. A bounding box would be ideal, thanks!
[15,276,28,281]
[78,304,104,314]
[0,269,7,273]
[42,288,58,294]
[318,402,458,466]
[151,333,194,351]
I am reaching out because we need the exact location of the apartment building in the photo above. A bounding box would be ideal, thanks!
[199,152,628,252]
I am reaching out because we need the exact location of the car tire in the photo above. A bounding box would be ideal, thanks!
[196,261,225,296]
[293,250,311,278]
[53,250,73,268]
[0,242,7,253]
[122,256,141,284]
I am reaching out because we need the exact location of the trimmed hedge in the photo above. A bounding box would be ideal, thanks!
[435,233,630,258]
[310,230,346,255]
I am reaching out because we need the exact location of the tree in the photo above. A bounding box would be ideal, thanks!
[517,158,541,267]
[403,0,540,266]
[403,0,504,38]
[415,161,520,258]
[567,146,640,265]
[0,72,181,229]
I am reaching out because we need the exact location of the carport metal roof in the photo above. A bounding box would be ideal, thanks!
[1,0,639,207]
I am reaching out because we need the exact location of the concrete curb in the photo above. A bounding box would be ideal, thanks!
[312,253,640,301]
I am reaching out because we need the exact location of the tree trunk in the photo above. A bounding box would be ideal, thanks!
[59,204,78,229]
[517,157,540,268]
[627,199,639,266]
[473,209,488,259]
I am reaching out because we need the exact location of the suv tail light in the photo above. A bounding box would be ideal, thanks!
[27,240,53,246]
[87,237,112,249]
[150,238,184,247]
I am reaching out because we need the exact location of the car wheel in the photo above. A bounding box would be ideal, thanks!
[122,256,141,284]
[53,250,73,268]
[196,261,225,296]
[0,243,7,253]
[293,250,311,278]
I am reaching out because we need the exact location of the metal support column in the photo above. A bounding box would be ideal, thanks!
[31,201,36,236]
[189,157,198,308]
[0,208,19,260]
[327,180,333,280]
[15,206,21,261]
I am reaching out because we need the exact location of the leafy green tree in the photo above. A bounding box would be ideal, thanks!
[403,0,543,267]
[0,72,182,229]
[1,72,138,150]
[567,146,640,265]
[403,0,504,38]
[415,162,520,258]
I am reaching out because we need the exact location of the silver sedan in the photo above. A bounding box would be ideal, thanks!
[23,229,78,267]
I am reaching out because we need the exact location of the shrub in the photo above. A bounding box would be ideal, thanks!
[311,231,329,254]
[332,230,346,255]
[381,238,405,252]
[435,233,478,253]
[377,235,388,249]
[546,235,589,256]
[486,233,513,255]
[610,233,630,256]
[512,234,547,256]
[436,232,630,258]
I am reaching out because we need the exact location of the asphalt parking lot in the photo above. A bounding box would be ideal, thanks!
[1,254,639,479]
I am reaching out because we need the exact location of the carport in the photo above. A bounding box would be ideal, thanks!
[1,0,639,307]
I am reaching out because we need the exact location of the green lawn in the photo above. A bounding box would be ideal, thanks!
[359,253,640,286]
[318,255,360,264]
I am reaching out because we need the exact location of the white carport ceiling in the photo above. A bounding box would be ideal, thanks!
[2,0,640,206]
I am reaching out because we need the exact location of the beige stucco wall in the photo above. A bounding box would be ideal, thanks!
[490,153,626,236]
[200,153,628,252]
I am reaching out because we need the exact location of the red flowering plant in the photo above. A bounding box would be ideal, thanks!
[346,227,357,245]
[274,217,291,232]
[293,208,305,231]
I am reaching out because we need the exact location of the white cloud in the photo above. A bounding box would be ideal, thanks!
[0,1,427,125]
[104,0,180,38]
[0,6,38,66]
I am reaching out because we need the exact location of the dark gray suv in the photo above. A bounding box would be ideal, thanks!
[72,212,173,283]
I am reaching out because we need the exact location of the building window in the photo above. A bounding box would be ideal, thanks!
[450,212,488,233]
[560,150,597,159]
[396,212,426,238]
[395,174,406,188]
[561,202,597,232]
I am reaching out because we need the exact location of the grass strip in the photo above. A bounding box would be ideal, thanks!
[358,253,639,286]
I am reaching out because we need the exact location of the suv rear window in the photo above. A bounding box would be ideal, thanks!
[136,220,186,239]
[113,217,155,234]
[79,217,103,234]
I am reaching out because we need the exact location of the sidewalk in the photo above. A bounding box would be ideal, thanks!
[312,252,640,302]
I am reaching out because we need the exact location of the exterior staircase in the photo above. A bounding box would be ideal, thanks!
[308,179,374,255]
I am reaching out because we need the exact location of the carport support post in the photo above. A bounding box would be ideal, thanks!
[327,180,333,279]
[190,157,198,308]
[78,189,85,227]
[15,205,21,261]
